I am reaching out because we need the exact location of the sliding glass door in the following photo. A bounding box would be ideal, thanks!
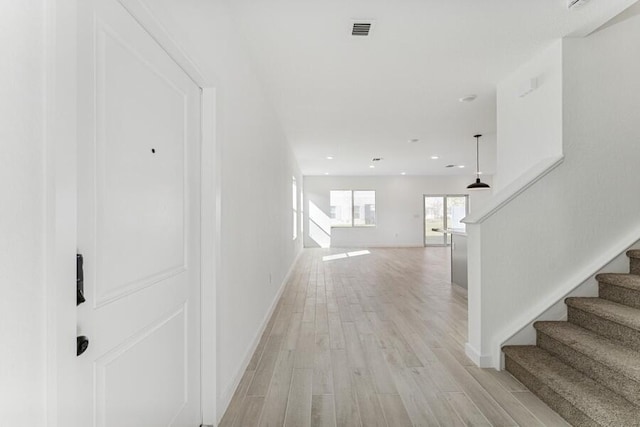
[424,195,469,246]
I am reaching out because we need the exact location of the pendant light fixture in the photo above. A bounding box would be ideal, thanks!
[467,134,490,189]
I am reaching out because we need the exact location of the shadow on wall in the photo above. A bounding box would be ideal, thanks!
[309,201,331,248]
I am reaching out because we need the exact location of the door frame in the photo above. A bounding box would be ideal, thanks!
[44,0,219,425]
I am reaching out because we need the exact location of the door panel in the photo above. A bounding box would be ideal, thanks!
[95,306,187,426]
[77,1,201,426]
[96,25,188,305]
[424,196,445,245]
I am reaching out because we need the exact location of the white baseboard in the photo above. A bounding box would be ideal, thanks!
[216,248,302,424]
[465,343,493,368]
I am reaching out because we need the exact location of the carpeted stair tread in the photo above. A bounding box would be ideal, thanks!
[565,297,640,331]
[627,250,640,259]
[534,321,640,383]
[628,251,640,275]
[503,346,640,426]
[597,273,640,291]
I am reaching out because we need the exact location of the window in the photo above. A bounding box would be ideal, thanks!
[353,190,376,226]
[292,177,297,240]
[330,190,376,227]
[329,190,352,226]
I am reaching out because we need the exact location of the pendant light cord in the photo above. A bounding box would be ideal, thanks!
[476,135,480,179]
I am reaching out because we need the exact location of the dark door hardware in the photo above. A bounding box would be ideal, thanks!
[77,336,89,356]
[77,254,86,305]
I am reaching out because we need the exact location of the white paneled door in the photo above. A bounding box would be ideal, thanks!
[76,0,201,426]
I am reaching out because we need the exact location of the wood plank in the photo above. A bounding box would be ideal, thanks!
[432,348,517,426]
[330,349,361,427]
[303,297,317,323]
[350,303,373,335]
[352,367,387,427]
[360,334,397,394]
[313,333,334,395]
[445,392,492,426]
[316,302,329,334]
[284,369,313,427]
[295,321,316,369]
[343,321,366,369]
[232,395,264,427]
[378,318,424,367]
[378,394,413,427]
[410,367,465,427]
[285,312,304,350]
[247,335,284,396]
[259,350,295,427]
[465,366,543,426]
[337,296,353,322]
[421,362,462,393]
[382,348,439,426]
[488,368,528,392]
[326,295,339,313]
[311,395,337,427]
[328,311,346,350]
[246,313,279,371]
[294,288,307,313]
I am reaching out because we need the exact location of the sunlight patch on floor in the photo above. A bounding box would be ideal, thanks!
[322,249,371,262]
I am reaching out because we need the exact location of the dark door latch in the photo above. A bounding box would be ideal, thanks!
[77,336,89,356]
[77,254,86,305]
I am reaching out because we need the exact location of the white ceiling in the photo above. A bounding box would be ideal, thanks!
[221,0,635,176]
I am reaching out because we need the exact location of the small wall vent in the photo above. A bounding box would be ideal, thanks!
[352,21,373,36]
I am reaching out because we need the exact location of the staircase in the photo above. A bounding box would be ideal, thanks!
[503,250,640,426]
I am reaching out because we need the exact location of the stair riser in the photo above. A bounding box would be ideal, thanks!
[599,283,640,310]
[631,258,640,276]
[537,332,640,406]
[568,307,640,351]
[504,356,599,427]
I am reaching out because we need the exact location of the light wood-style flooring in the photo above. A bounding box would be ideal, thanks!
[219,248,569,427]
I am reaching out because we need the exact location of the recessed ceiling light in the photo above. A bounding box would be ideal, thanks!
[324,172,329,175]
[458,165,466,168]
[408,138,420,143]
[326,156,334,160]
[430,155,439,160]
[369,165,375,169]
[400,172,406,175]
[459,94,477,103]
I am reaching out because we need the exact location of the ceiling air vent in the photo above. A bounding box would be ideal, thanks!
[352,21,373,36]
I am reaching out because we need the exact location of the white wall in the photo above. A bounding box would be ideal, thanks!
[467,16,640,369]
[0,2,46,425]
[140,0,303,418]
[504,239,640,348]
[494,40,563,191]
[303,175,492,248]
